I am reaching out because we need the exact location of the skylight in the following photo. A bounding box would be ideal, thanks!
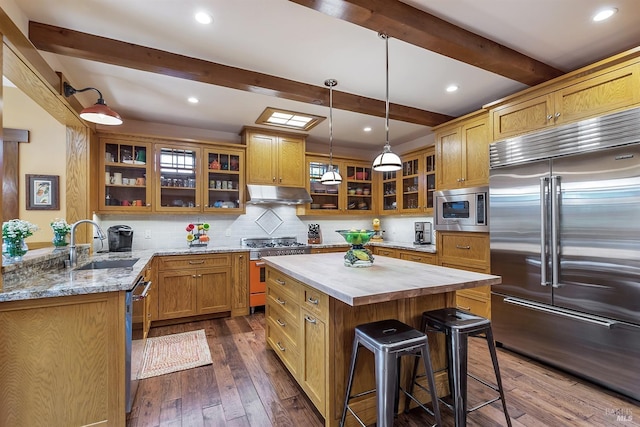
[256,107,325,131]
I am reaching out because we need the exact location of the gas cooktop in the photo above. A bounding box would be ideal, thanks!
[241,237,311,259]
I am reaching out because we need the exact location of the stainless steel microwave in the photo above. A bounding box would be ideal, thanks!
[434,186,488,232]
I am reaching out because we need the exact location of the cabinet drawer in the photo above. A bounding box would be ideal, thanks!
[373,247,398,258]
[266,268,302,300]
[440,234,489,263]
[158,254,231,270]
[301,286,328,321]
[266,317,299,376]
[456,293,490,319]
[266,298,299,345]
[457,285,490,302]
[266,285,300,323]
[398,251,436,264]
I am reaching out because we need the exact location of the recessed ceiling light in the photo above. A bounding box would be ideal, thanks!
[446,84,459,93]
[363,126,372,132]
[592,8,617,22]
[188,97,199,104]
[195,11,213,25]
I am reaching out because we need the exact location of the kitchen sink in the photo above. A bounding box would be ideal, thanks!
[76,258,140,270]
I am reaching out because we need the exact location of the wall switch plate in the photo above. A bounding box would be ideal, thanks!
[144,230,151,239]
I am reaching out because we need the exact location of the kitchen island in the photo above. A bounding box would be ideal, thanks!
[261,252,501,427]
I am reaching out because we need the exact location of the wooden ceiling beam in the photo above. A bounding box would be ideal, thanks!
[28,21,454,127]
[288,0,564,86]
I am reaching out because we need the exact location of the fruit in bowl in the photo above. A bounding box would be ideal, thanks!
[337,229,376,246]
[336,229,376,267]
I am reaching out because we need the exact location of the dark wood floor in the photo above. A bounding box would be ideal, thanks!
[127,311,639,427]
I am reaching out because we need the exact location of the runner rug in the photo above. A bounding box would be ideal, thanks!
[137,329,212,379]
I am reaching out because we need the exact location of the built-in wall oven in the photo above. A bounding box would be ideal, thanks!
[434,186,489,232]
[126,274,152,413]
[242,237,311,313]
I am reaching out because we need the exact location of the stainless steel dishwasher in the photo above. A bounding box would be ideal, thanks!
[126,274,152,413]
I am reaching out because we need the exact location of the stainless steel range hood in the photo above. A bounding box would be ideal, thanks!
[246,184,312,205]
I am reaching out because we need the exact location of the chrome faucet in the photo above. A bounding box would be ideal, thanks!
[69,220,106,267]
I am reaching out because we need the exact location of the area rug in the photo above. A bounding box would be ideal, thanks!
[137,329,212,379]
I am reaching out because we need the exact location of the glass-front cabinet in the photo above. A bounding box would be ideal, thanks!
[100,138,152,212]
[400,155,421,212]
[155,143,201,212]
[305,156,373,215]
[204,148,244,212]
[379,170,398,214]
[423,150,436,213]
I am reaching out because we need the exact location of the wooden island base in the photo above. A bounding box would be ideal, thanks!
[262,253,501,427]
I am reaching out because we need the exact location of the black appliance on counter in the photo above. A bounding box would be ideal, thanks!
[108,225,133,252]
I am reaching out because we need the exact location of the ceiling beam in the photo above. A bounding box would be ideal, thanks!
[28,21,454,127]
[288,0,564,86]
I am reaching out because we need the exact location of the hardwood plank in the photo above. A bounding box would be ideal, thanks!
[128,313,640,427]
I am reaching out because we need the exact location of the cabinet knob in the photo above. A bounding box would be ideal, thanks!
[555,112,561,118]
[304,315,317,324]
[276,297,286,305]
[192,274,197,278]
[272,177,276,182]
[276,319,286,327]
[276,342,286,352]
[547,114,553,121]
[307,297,319,305]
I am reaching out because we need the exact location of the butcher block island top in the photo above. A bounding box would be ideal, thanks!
[260,252,501,427]
[260,252,501,306]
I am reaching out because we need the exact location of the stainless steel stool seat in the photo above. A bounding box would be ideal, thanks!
[410,307,511,427]
[340,319,442,427]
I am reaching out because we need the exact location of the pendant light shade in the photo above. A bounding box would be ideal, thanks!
[320,78,343,185]
[63,82,123,125]
[372,33,402,172]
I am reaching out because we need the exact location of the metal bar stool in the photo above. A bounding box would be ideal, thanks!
[409,307,511,427]
[340,319,442,427]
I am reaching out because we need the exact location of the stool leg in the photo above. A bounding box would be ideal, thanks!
[485,328,512,427]
[340,339,361,427]
[450,329,468,427]
[419,344,443,426]
[375,351,398,427]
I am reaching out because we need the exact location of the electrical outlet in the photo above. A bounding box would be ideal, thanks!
[144,230,152,239]
[225,228,231,237]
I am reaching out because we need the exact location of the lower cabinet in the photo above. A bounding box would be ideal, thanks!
[372,246,436,265]
[438,231,492,318]
[265,267,329,416]
[155,252,248,322]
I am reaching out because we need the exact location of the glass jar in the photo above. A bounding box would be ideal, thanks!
[53,232,69,248]
[3,238,28,263]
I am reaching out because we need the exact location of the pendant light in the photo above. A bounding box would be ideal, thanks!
[372,33,402,172]
[63,82,123,125]
[320,78,343,185]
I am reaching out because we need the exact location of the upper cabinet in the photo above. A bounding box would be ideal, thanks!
[435,111,489,191]
[302,155,373,215]
[242,128,306,187]
[489,61,640,141]
[97,134,246,214]
[398,147,435,214]
[99,137,153,212]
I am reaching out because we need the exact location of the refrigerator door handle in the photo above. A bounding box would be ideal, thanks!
[503,297,619,329]
[540,177,550,286]
[550,175,561,288]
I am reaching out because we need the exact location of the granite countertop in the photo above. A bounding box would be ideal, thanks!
[0,245,249,303]
[261,252,500,306]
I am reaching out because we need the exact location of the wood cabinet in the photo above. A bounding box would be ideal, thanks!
[303,155,373,215]
[97,134,246,214]
[437,231,491,318]
[372,246,398,258]
[490,62,640,141]
[243,128,306,187]
[265,268,329,416]
[0,292,125,426]
[310,246,349,254]
[371,246,436,265]
[99,136,153,212]
[377,147,435,214]
[435,111,490,190]
[155,253,248,322]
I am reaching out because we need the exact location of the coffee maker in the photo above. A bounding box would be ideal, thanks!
[108,225,134,252]
[414,221,432,245]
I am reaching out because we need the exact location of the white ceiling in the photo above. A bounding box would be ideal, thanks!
[4,0,640,155]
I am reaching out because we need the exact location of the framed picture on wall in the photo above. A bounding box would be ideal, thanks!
[26,174,59,210]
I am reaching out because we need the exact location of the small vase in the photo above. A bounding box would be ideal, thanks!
[53,232,69,248]
[3,238,28,263]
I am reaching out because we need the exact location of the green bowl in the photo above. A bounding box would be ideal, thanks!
[336,229,376,246]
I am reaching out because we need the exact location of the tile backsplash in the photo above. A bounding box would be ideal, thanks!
[94,206,434,251]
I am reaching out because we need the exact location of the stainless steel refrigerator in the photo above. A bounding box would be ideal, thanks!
[489,107,640,401]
